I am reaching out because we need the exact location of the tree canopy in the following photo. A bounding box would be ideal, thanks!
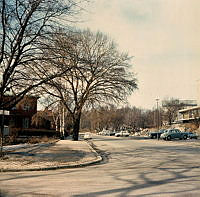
[0,0,87,110]
[41,29,138,140]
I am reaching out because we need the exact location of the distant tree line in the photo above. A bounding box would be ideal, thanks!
[79,105,156,132]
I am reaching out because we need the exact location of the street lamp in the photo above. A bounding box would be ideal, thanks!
[156,98,159,140]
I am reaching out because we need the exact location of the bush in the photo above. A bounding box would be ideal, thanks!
[4,136,58,145]
[28,136,51,144]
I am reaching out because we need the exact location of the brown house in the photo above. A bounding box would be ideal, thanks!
[4,95,38,130]
[1,95,60,137]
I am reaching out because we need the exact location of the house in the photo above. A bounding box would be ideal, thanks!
[1,95,61,137]
[9,96,38,129]
[0,95,38,132]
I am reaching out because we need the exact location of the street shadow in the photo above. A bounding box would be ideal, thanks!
[72,143,200,197]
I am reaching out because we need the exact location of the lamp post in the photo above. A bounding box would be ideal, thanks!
[156,98,160,140]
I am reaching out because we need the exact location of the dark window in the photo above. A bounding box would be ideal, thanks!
[22,118,29,128]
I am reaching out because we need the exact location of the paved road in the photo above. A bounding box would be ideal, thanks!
[0,135,200,197]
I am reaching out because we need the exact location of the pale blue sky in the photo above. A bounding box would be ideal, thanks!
[78,0,200,109]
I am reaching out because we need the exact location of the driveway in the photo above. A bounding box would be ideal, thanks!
[0,134,200,197]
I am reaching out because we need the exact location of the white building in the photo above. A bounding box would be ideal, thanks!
[178,79,200,123]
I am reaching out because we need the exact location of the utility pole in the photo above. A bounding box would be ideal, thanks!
[156,98,160,140]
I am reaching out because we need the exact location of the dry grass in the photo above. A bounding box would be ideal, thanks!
[28,136,55,144]
[4,135,58,145]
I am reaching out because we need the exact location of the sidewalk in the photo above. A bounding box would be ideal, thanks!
[0,139,102,172]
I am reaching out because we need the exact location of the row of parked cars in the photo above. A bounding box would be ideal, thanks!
[98,130,130,137]
[149,129,198,140]
[84,130,130,140]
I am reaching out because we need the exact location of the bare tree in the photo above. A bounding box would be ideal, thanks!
[162,98,184,125]
[32,110,51,129]
[0,0,87,109]
[81,106,157,132]
[81,105,125,132]
[0,0,88,156]
[41,29,138,140]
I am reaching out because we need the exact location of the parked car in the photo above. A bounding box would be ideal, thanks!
[103,130,112,136]
[149,129,168,139]
[160,129,188,140]
[97,131,102,135]
[98,130,115,136]
[115,131,129,137]
[187,132,198,139]
[107,130,116,136]
[84,132,92,140]
[98,131,106,135]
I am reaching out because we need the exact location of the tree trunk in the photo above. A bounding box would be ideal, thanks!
[72,113,81,141]
[59,110,64,139]
[168,116,172,125]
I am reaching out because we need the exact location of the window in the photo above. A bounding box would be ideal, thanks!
[22,118,29,129]
[23,104,30,111]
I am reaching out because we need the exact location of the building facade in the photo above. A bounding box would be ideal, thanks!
[178,79,200,124]
[179,106,200,123]
[1,95,38,130]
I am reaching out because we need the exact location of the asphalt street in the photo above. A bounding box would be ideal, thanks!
[0,134,200,197]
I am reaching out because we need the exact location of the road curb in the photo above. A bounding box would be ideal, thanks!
[0,140,103,173]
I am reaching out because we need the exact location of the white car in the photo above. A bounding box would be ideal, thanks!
[115,131,129,137]
[84,132,92,140]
